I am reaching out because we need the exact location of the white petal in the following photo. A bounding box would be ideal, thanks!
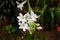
[23,28,26,31]
[24,24,29,30]
[36,26,42,30]
[31,10,38,18]
[28,16,37,21]
[19,26,23,29]
[26,26,29,30]
[24,13,30,20]
[28,20,33,23]
[17,16,22,20]
[19,13,23,17]
[36,23,40,26]
[24,13,30,17]
[17,5,20,8]
[31,13,38,18]
[17,4,23,10]
[33,14,38,18]
[22,19,27,23]
[24,24,28,27]
[18,19,21,22]
[17,16,20,19]
[32,17,37,21]
[16,1,20,4]
[18,23,22,25]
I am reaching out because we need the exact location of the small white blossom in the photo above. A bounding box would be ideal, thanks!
[16,1,26,10]
[27,10,38,23]
[17,13,27,23]
[31,10,38,18]
[17,13,30,31]
[36,23,40,26]
[24,12,30,20]
[23,11,38,23]
[36,26,42,30]
[19,23,29,31]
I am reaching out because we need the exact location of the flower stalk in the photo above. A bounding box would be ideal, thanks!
[27,0,31,13]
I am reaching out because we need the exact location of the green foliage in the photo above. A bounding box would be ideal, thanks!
[35,0,57,31]
[55,3,60,19]
[5,24,12,31]
[5,24,17,33]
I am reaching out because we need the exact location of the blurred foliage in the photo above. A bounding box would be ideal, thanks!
[55,3,60,20]
[5,24,17,33]
[19,32,45,40]
[34,0,60,31]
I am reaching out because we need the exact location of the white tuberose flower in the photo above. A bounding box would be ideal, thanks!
[31,10,38,18]
[27,10,38,23]
[17,13,27,23]
[16,1,26,10]
[19,23,29,31]
[24,12,30,20]
[17,13,29,31]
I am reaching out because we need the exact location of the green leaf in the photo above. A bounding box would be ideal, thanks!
[9,24,12,28]
[42,4,47,15]
[5,24,13,31]
[51,11,54,29]
[5,26,10,31]
[36,0,39,6]
[12,28,17,33]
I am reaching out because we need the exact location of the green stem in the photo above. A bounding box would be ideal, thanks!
[36,0,39,6]
[30,34,34,40]
[27,0,31,12]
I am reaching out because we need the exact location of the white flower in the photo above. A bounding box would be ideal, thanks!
[24,12,30,20]
[17,13,30,31]
[31,10,38,18]
[36,23,40,26]
[36,26,42,30]
[16,1,26,10]
[17,13,27,24]
[19,23,29,31]
[27,10,38,23]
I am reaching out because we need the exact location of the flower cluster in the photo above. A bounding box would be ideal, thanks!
[16,0,42,33]
[17,11,42,32]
